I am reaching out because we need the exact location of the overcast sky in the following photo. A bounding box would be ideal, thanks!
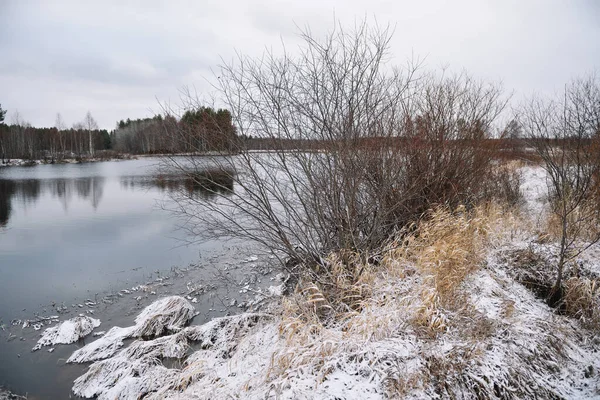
[1,0,599,130]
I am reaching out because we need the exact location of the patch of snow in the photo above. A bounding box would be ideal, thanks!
[68,326,134,363]
[71,313,272,399]
[519,165,548,218]
[32,316,100,351]
[267,284,284,297]
[68,296,196,364]
[131,296,197,337]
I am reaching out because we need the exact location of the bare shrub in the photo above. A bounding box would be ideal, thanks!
[521,73,600,303]
[161,21,509,271]
[483,161,524,207]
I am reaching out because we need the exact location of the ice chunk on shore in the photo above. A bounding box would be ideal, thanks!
[68,296,196,363]
[32,316,100,351]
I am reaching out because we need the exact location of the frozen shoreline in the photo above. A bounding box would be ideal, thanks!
[60,165,600,399]
[0,155,137,168]
[3,164,600,398]
[0,247,283,398]
[64,251,600,399]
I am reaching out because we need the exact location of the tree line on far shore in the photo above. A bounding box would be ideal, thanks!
[0,105,239,162]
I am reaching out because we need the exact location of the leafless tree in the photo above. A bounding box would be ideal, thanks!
[521,73,600,304]
[84,111,98,157]
[161,22,509,270]
[55,113,66,156]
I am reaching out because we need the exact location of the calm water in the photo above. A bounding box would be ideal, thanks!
[0,158,269,398]
[0,158,222,323]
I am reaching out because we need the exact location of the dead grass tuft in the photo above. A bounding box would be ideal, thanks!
[288,250,377,324]
[388,205,495,303]
[564,277,600,329]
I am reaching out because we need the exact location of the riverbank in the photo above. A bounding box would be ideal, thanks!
[64,182,600,398]
[0,243,283,399]
[4,165,600,399]
[0,150,246,168]
[0,154,137,168]
[65,165,600,399]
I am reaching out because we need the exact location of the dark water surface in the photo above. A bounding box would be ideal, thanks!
[0,158,272,398]
[0,158,205,322]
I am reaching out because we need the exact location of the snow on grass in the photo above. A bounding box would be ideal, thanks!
[68,296,196,363]
[68,326,135,363]
[69,166,600,399]
[129,296,197,337]
[71,265,600,399]
[71,313,273,399]
[32,315,100,351]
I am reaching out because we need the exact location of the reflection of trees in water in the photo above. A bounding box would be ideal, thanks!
[0,179,15,227]
[48,178,73,211]
[120,169,235,200]
[73,177,104,209]
[0,170,232,227]
[0,179,40,226]
[0,177,106,226]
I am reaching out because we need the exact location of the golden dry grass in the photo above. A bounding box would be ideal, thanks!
[265,202,524,393]
[392,205,490,301]
[564,276,600,329]
[381,204,520,336]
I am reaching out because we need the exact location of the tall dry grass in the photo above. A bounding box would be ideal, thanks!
[266,202,522,393]
[564,277,600,329]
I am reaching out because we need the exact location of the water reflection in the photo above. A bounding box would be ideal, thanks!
[0,179,15,226]
[0,169,234,227]
[0,177,105,227]
[120,169,235,199]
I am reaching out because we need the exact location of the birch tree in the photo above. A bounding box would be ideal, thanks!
[84,111,98,157]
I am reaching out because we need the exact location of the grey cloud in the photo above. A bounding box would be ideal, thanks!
[0,0,599,129]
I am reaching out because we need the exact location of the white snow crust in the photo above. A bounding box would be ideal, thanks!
[32,316,100,351]
[68,296,196,363]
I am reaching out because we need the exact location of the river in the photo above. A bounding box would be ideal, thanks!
[0,157,276,398]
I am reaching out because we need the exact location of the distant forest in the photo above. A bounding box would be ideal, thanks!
[0,104,240,161]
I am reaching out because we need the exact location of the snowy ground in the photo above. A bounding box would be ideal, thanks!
[60,165,600,399]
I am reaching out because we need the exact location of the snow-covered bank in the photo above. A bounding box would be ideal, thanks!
[0,159,39,167]
[32,315,100,351]
[70,259,600,399]
[72,313,272,399]
[0,155,136,168]
[68,296,197,364]
[66,165,600,398]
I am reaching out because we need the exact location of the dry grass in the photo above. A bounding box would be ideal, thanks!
[266,202,523,394]
[382,204,513,336]
[393,205,491,301]
[288,250,377,323]
[564,277,600,329]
